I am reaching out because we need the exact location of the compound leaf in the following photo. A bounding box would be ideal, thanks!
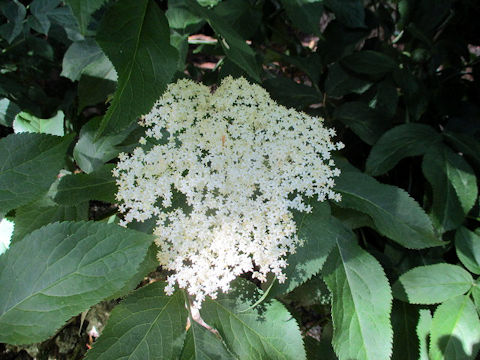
[323,218,392,360]
[200,279,306,360]
[0,221,153,344]
[392,264,473,304]
[85,282,187,360]
[0,133,74,214]
[429,295,480,360]
[366,124,441,176]
[334,169,443,249]
[96,0,177,136]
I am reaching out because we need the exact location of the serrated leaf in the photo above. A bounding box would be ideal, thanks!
[12,200,88,244]
[200,279,306,360]
[188,0,261,82]
[422,144,478,232]
[391,301,419,360]
[0,98,20,127]
[334,169,443,249]
[73,117,133,174]
[61,39,104,81]
[64,0,108,35]
[455,227,480,275]
[366,124,441,176]
[54,164,116,205]
[325,63,372,98]
[0,221,154,344]
[444,131,480,167]
[85,282,187,359]
[429,295,480,360]
[333,101,389,145]
[280,0,324,35]
[392,264,473,304]
[0,133,74,214]
[96,0,177,136]
[323,218,392,360]
[180,321,234,360]
[47,5,83,41]
[13,110,64,136]
[270,201,334,297]
[417,309,432,360]
[323,0,365,28]
[341,50,397,77]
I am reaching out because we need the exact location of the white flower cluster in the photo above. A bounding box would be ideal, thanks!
[113,77,344,307]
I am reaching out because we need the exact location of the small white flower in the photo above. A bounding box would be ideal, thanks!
[0,218,14,256]
[114,77,343,307]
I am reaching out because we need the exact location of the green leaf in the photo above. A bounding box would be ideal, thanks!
[270,201,334,297]
[334,101,389,145]
[0,133,74,214]
[78,54,117,111]
[417,309,432,360]
[472,284,480,313]
[47,5,83,41]
[64,0,108,35]
[13,110,64,136]
[392,264,473,304]
[280,0,324,35]
[180,321,234,360]
[366,124,441,176]
[391,301,419,360]
[28,0,61,35]
[73,117,133,174]
[323,218,392,360]
[341,50,397,77]
[323,0,365,28]
[334,169,443,249]
[200,279,306,360]
[429,295,480,360]
[422,144,478,232]
[325,63,372,98]
[12,200,88,244]
[96,0,177,136]
[370,79,399,119]
[166,2,204,32]
[0,221,154,344]
[54,164,116,205]
[0,0,26,44]
[85,282,187,359]
[263,77,320,109]
[0,98,20,127]
[444,131,480,167]
[455,227,480,275]
[188,0,261,82]
[61,39,104,81]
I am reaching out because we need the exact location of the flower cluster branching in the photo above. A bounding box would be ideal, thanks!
[113,77,344,307]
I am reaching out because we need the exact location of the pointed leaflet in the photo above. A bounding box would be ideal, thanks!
[429,295,480,360]
[85,282,187,360]
[61,39,104,81]
[455,227,480,275]
[422,144,478,232]
[13,110,64,136]
[391,301,420,360]
[200,279,306,360]
[0,221,153,344]
[323,218,392,360]
[54,164,116,205]
[270,201,335,297]
[180,321,234,360]
[95,0,177,136]
[334,169,443,249]
[392,264,473,304]
[0,133,74,214]
[65,0,108,35]
[187,0,261,82]
[366,124,441,176]
[417,309,432,360]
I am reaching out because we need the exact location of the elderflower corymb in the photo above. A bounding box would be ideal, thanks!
[113,77,344,307]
